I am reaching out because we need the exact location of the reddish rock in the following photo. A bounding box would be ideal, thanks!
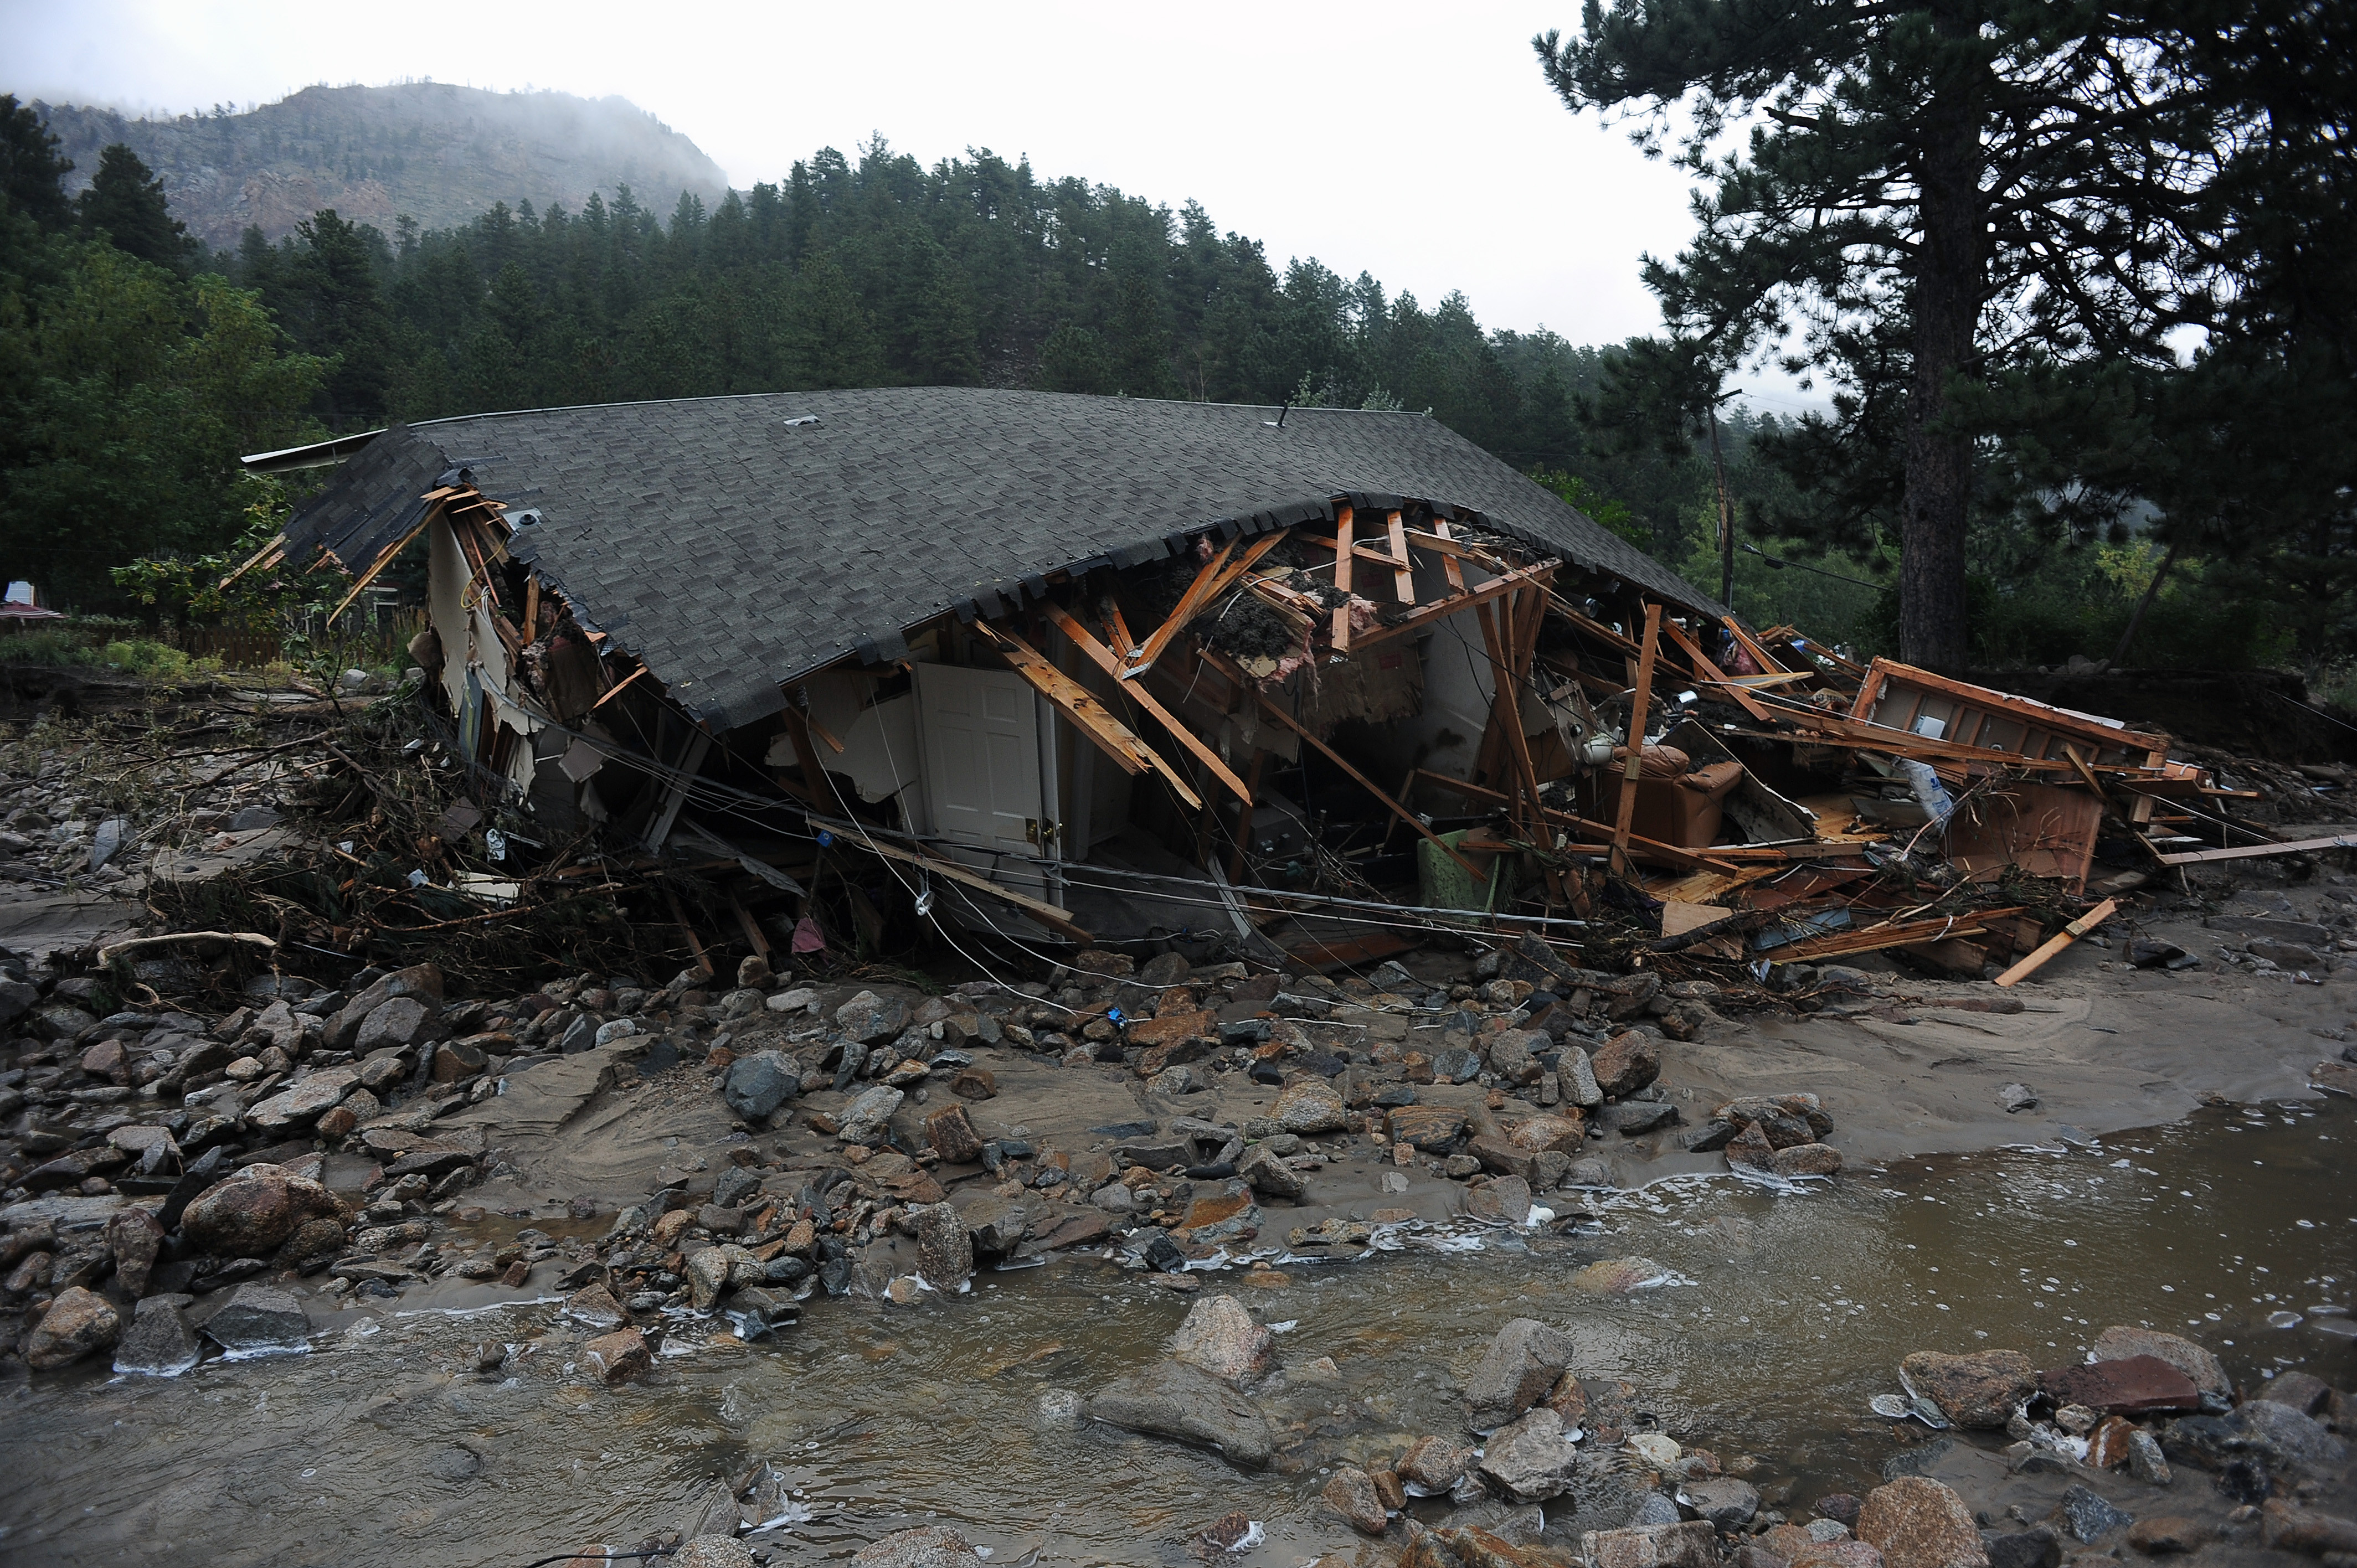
[583,1327,651,1383]
[181,1165,345,1258]
[1126,1010,1213,1047]
[924,1103,985,1163]
[25,1286,121,1370]
[1772,1142,1845,1178]
[1899,1349,2037,1429]
[2087,1416,2137,1469]
[1172,1179,1259,1245]
[1590,1030,1661,1096]
[1387,1105,1469,1151]
[1857,1478,1989,1568]
[2259,1501,2357,1556]
[1322,1464,1389,1534]
[2089,1327,2229,1401]
[1506,1113,1585,1152]
[948,1066,996,1100]
[2042,1355,2200,1415]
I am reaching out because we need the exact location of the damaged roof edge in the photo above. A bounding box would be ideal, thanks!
[241,428,389,473]
[523,488,1687,735]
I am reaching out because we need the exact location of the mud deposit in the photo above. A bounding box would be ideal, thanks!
[3,1102,2349,1567]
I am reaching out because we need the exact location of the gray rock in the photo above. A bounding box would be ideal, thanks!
[2126,1428,2171,1487]
[1432,1046,1483,1083]
[244,1069,359,1131]
[836,1085,904,1143]
[1479,1406,1579,1501]
[201,1283,311,1353]
[1465,1317,1574,1431]
[2229,1399,2349,1469]
[0,975,38,1024]
[1605,1101,1679,1136]
[1682,1478,1761,1530]
[88,816,130,871]
[1996,1083,2039,1113]
[354,995,440,1055]
[426,1445,482,1482]
[1086,1358,1275,1469]
[915,1203,973,1291]
[1169,1293,1273,1384]
[112,1294,200,1375]
[2050,1484,2134,1544]
[848,1524,987,1568]
[836,990,912,1044]
[1630,1495,1688,1529]
[722,1050,801,1120]
[228,805,280,832]
[1237,1143,1304,1201]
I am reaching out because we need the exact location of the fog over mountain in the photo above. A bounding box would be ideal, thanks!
[35,81,730,249]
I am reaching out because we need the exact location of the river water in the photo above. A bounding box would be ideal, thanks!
[3,1100,2350,1568]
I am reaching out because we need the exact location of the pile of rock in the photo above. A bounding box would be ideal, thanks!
[0,947,512,1373]
[1883,1325,2353,1552]
[1691,1095,1845,1179]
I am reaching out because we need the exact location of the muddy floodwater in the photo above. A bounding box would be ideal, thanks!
[4,1101,2351,1568]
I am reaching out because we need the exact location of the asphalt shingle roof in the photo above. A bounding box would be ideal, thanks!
[280,388,1719,729]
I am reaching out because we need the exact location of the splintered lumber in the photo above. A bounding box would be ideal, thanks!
[1781,907,2027,962]
[1992,898,2119,986]
[1124,530,1290,677]
[1611,604,1665,874]
[821,820,1095,945]
[1128,537,1238,677]
[328,508,438,623]
[1849,658,2170,765]
[1350,558,1560,651]
[589,664,650,712]
[1384,510,1415,601]
[1042,602,1252,803]
[1249,690,1486,879]
[1412,769,1740,874]
[1331,504,1357,652]
[975,621,1203,810]
[1659,616,1775,723]
[217,531,290,592]
[2153,833,2357,866]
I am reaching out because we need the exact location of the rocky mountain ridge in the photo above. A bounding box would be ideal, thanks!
[35,81,730,250]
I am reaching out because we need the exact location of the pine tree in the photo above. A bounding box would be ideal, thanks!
[0,95,73,230]
[76,144,195,270]
[1537,2,2243,670]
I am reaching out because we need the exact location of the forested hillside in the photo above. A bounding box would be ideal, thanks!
[38,84,729,250]
[220,135,1783,587]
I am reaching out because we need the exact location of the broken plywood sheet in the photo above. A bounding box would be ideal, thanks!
[1946,780,2103,891]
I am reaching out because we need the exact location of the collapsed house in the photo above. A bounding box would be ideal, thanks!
[236,387,2308,984]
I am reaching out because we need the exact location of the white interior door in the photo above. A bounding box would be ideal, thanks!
[915,663,1052,906]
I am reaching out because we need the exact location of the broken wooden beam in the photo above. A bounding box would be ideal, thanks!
[2153,833,2357,866]
[1610,604,1664,875]
[1042,602,1252,803]
[820,819,1096,945]
[1992,898,2119,986]
[975,620,1204,810]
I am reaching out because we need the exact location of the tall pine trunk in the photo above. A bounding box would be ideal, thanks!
[1900,20,1985,674]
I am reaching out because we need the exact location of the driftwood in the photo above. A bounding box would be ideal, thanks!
[97,931,277,964]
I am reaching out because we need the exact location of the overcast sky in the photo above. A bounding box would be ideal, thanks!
[2,0,1810,410]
